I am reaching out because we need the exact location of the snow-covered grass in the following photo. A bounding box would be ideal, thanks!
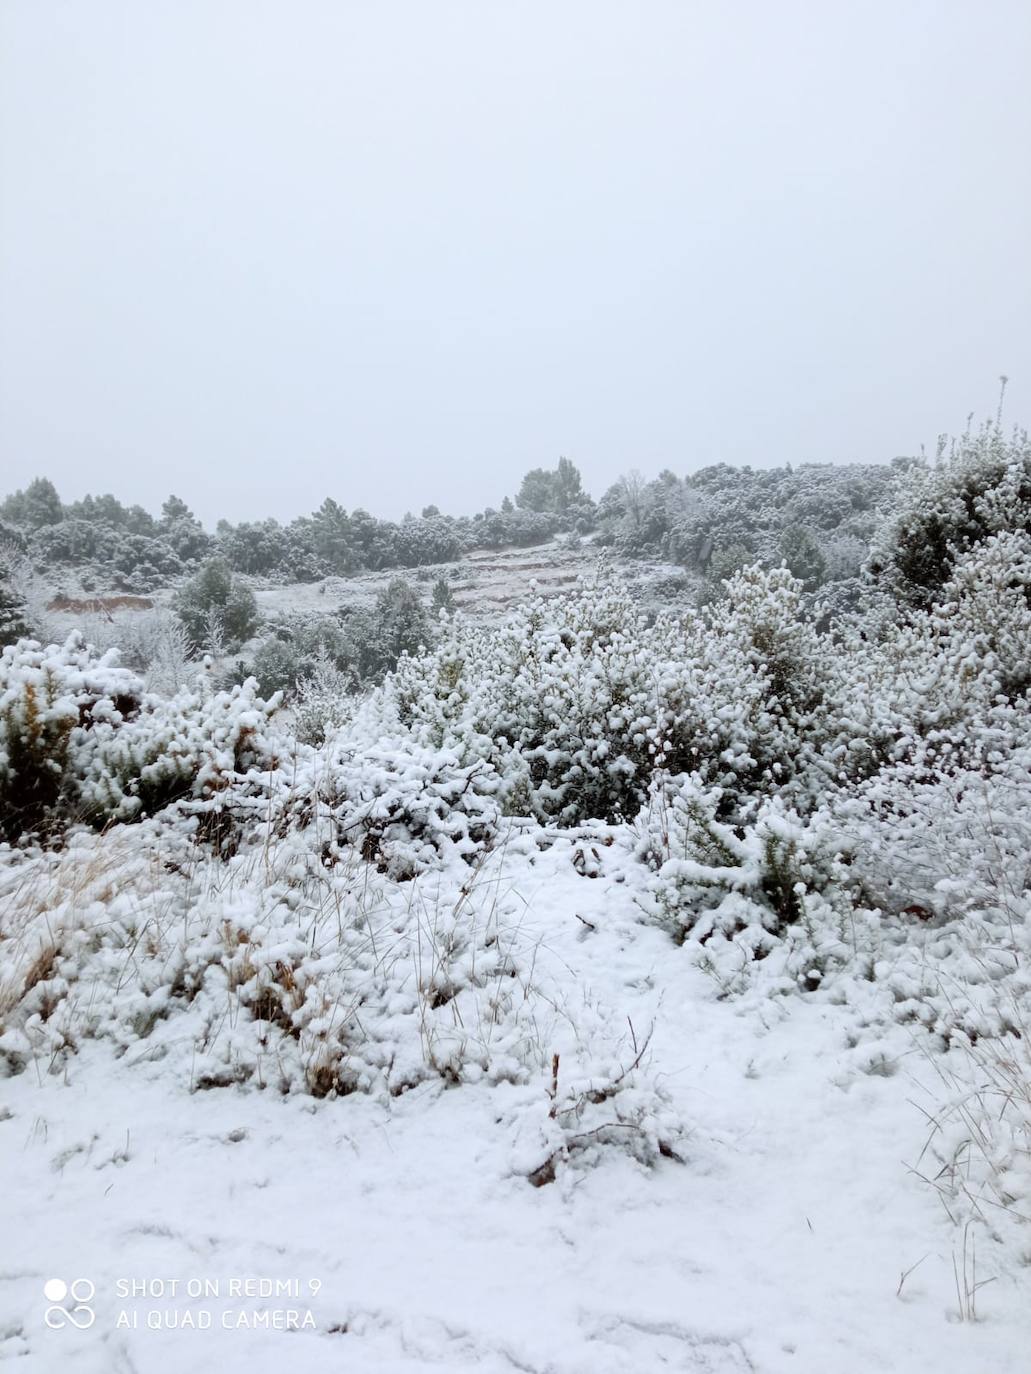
[0,823,682,1166]
[907,970,1031,1267]
[2,823,1031,1371]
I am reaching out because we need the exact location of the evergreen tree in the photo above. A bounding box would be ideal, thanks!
[23,477,64,529]
[431,576,456,615]
[0,574,30,646]
[160,495,194,525]
[0,542,31,646]
[174,558,259,651]
[0,477,63,531]
[516,457,586,514]
[779,525,827,590]
[348,578,432,681]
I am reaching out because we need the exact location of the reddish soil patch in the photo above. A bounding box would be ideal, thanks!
[48,594,154,613]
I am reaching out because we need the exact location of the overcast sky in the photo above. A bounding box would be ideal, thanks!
[1,1,1029,527]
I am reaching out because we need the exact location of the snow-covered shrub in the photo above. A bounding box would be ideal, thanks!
[74,607,195,695]
[243,614,352,699]
[377,569,831,827]
[312,738,501,879]
[597,458,889,574]
[511,1024,685,1186]
[931,530,1031,701]
[79,675,285,826]
[779,524,827,589]
[0,541,33,647]
[701,539,754,595]
[0,635,284,841]
[824,532,1031,919]
[867,420,1031,609]
[382,581,667,824]
[835,748,1031,921]
[636,772,852,992]
[344,576,434,684]
[849,899,1031,1054]
[701,563,831,801]
[0,538,55,645]
[431,575,456,615]
[0,635,142,839]
[293,648,356,744]
[818,530,868,583]
[822,529,1031,789]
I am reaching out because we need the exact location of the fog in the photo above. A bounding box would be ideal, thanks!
[1,0,1028,526]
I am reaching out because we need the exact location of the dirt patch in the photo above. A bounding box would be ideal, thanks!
[47,594,154,613]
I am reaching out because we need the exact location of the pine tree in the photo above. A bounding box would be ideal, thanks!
[0,542,32,646]
[174,558,259,651]
[0,477,62,531]
[516,458,586,514]
[431,576,456,616]
[0,574,30,646]
[779,525,827,590]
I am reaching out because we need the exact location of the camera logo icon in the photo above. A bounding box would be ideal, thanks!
[44,1279,96,1330]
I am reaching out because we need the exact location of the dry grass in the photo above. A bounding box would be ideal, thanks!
[905,959,1031,1318]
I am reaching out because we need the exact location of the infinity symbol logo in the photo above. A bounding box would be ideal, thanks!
[43,1279,96,1330]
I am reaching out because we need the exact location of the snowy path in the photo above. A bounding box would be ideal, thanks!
[1,844,1028,1373]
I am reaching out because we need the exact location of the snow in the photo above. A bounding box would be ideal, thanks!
[2,833,1029,1373]
[4,535,1031,1372]
[247,539,692,627]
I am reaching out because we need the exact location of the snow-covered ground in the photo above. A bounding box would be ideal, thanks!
[37,536,693,636]
[251,538,693,624]
[2,831,1028,1373]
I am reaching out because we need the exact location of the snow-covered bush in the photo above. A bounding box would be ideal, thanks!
[0,542,33,647]
[638,774,843,930]
[931,530,1031,701]
[834,748,1031,923]
[245,613,352,698]
[512,1024,685,1186]
[74,607,195,695]
[778,524,827,589]
[0,635,142,839]
[824,532,1031,920]
[312,738,501,879]
[596,458,890,577]
[0,635,284,840]
[0,538,55,645]
[818,530,868,584]
[701,563,831,801]
[636,772,852,993]
[80,676,285,825]
[382,581,666,823]
[376,568,832,827]
[345,577,434,683]
[867,421,1031,609]
[293,648,357,744]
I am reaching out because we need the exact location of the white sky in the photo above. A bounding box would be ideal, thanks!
[1,1,1029,526]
